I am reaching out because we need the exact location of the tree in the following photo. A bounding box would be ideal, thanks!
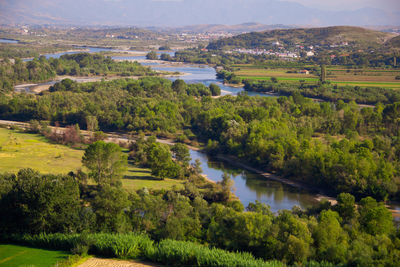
[218,172,234,202]
[0,169,80,234]
[62,124,82,145]
[146,51,158,60]
[336,193,356,223]
[172,79,187,94]
[160,53,172,61]
[171,143,191,167]
[358,197,394,235]
[147,142,181,179]
[320,64,326,83]
[314,210,348,263]
[91,185,131,233]
[86,115,99,132]
[192,159,202,174]
[82,141,127,185]
[209,83,221,96]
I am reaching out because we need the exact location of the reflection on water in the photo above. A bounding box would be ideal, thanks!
[189,150,319,212]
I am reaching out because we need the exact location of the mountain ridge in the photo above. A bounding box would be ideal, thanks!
[0,0,398,27]
[207,26,398,50]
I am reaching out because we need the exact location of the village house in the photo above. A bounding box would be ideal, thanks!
[299,70,310,75]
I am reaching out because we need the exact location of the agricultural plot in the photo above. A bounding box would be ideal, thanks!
[232,64,400,89]
[0,244,69,267]
[0,128,183,191]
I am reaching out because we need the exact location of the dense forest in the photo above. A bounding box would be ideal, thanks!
[0,53,154,92]
[1,77,400,201]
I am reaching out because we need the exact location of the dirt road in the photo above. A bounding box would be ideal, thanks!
[77,258,162,267]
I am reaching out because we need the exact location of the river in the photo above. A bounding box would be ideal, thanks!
[12,47,346,212]
[0,38,19,44]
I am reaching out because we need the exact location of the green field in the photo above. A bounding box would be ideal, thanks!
[0,244,69,267]
[233,64,400,89]
[0,128,183,191]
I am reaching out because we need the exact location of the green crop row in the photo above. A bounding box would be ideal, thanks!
[2,233,335,267]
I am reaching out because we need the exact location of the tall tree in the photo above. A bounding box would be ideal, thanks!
[320,64,326,83]
[82,141,127,185]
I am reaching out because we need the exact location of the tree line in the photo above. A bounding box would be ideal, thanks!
[0,53,154,92]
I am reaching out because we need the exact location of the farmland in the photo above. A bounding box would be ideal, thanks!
[0,244,69,267]
[231,64,400,89]
[0,128,183,191]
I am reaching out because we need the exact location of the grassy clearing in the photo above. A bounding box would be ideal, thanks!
[0,127,84,174]
[0,128,183,191]
[0,244,69,267]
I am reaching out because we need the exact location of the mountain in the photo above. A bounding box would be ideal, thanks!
[148,23,294,34]
[0,0,398,27]
[207,26,397,50]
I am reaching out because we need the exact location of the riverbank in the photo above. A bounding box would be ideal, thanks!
[214,154,332,200]
[214,153,400,218]
[13,75,139,94]
[2,119,399,216]
[12,71,187,94]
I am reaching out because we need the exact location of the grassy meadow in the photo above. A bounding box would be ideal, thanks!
[0,127,183,191]
[0,244,69,267]
[232,64,400,88]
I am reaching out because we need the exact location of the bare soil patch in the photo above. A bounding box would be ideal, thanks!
[78,257,162,267]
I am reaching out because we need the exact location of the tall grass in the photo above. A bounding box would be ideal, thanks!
[89,233,154,259]
[152,239,283,267]
[2,233,334,267]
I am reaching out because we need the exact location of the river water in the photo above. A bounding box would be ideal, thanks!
[16,47,328,212]
[0,38,19,44]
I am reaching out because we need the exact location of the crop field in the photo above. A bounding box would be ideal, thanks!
[232,64,400,88]
[0,244,69,267]
[0,128,183,190]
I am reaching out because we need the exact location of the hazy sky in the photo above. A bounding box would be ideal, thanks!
[1,0,399,26]
[285,0,400,12]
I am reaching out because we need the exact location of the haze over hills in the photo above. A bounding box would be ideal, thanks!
[147,23,295,34]
[0,0,399,27]
[207,26,398,50]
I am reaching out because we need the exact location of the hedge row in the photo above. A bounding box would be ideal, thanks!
[2,233,335,267]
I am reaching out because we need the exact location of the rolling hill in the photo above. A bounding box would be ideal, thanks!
[150,23,294,34]
[207,26,397,50]
[387,35,400,49]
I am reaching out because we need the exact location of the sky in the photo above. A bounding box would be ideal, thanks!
[286,0,400,12]
[0,0,399,26]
